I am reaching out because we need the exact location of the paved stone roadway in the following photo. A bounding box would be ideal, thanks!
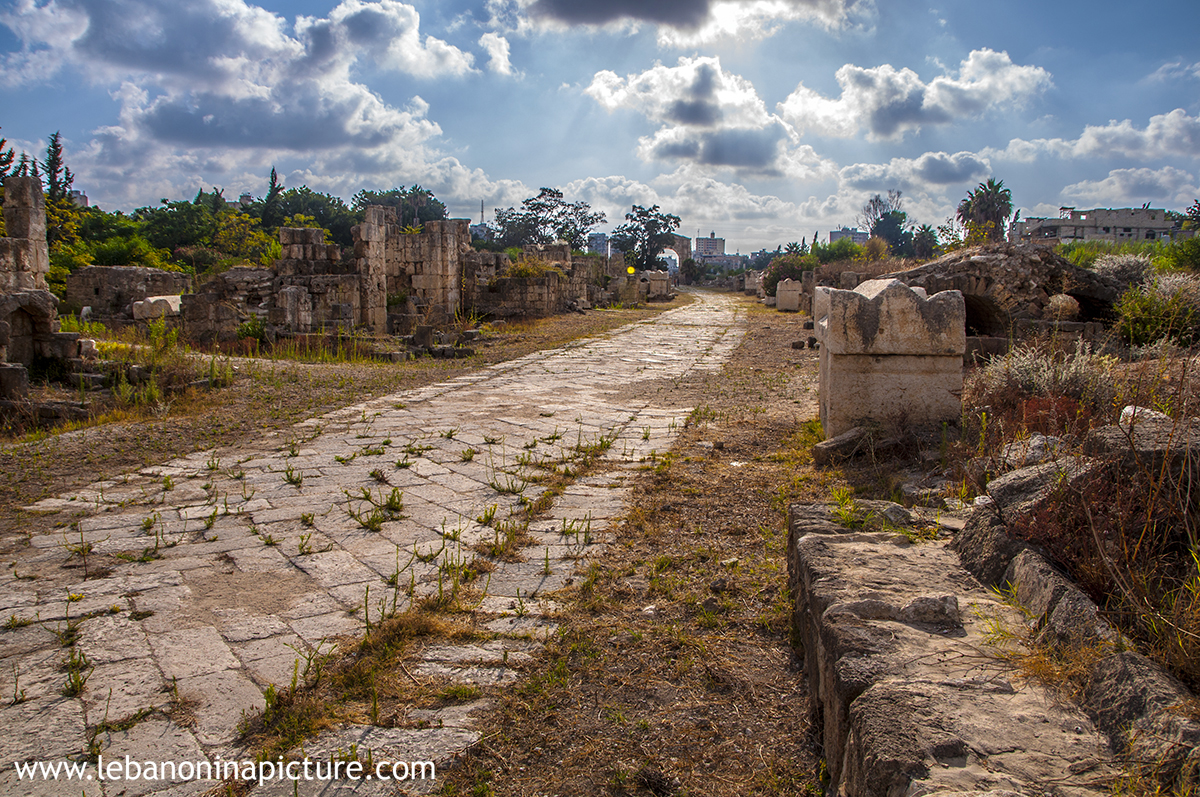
[0,292,744,796]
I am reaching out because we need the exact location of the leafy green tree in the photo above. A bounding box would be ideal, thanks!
[857,190,904,233]
[136,199,218,251]
[277,186,358,246]
[353,185,447,228]
[811,236,862,264]
[1185,199,1200,230]
[871,210,914,256]
[260,167,284,229]
[957,179,1013,243]
[784,241,803,255]
[610,204,681,272]
[913,224,939,260]
[762,252,817,296]
[492,188,605,250]
[0,128,15,181]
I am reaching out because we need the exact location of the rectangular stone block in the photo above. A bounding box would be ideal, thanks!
[777,278,801,311]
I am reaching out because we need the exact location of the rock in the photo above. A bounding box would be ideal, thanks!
[998,433,1064,469]
[787,509,1114,795]
[812,426,870,465]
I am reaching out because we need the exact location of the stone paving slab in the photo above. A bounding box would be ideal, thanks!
[1,293,744,795]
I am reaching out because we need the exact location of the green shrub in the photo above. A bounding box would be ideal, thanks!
[504,256,565,280]
[761,253,816,296]
[1116,273,1200,347]
[1162,235,1200,271]
[237,315,269,345]
[1058,239,1166,269]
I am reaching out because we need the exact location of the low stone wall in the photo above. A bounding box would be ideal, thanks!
[787,503,1118,795]
[64,266,190,318]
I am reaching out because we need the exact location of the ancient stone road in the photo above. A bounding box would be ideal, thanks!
[0,291,745,796]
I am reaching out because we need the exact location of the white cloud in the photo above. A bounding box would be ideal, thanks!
[1147,60,1200,82]
[587,56,808,175]
[1061,167,1198,206]
[838,150,991,191]
[778,48,1051,140]
[986,109,1200,162]
[479,32,515,76]
[501,0,870,45]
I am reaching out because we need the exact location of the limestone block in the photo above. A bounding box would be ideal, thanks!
[0,363,29,399]
[131,295,183,320]
[816,279,964,356]
[776,278,802,312]
[817,280,965,438]
[801,270,815,294]
[839,271,860,290]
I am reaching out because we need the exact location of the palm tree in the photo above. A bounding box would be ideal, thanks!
[956,179,1013,243]
[784,241,802,255]
[913,224,938,259]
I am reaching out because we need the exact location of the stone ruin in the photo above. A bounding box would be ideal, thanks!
[815,278,965,438]
[64,266,190,323]
[176,213,642,342]
[0,177,95,404]
[882,243,1120,357]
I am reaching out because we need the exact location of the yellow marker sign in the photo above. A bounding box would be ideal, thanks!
[627,266,635,275]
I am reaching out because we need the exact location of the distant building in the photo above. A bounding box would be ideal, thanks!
[695,231,726,257]
[1010,207,1175,244]
[587,232,609,256]
[239,192,254,208]
[699,254,748,272]
[469,223,492,241]
[68,190,88,208]
[829,226,870,245]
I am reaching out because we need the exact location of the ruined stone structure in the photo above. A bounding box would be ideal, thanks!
[64,266,191,320]
[815,279,965,438]
[0,177,89,399]
[180,214,636,340]
[883,244,1119,337]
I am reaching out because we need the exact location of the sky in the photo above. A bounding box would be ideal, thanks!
[1,0,1198,253]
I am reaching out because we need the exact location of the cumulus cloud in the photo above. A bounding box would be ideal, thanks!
[0,0,490,208]
[985,109,1200,162]
[779,48,1051,140]
[587,56,809,175]
[1062,167,1199,206]
[838,151,991,191]
[493,0,868,46]
[479,32,515,75]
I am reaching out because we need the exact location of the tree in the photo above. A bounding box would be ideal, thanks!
[277,186,358,246]
[0,128,15,181]
[784,241,803,255]
[492,188,605,250]
[956,178,1013,243]
[857,190,904,233]
[610,204,682,272]
[913,224,939,260]
[871,210,914,256]
[261,167,284,229]
[762,252,817,296]
[1185,199,1200,230]
[680,257,703,285]
[353,185,447,228]
[41,131,74,203]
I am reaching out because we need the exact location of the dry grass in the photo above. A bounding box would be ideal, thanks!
[436,300,832,796]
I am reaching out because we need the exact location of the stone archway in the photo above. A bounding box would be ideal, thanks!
[668,234,692,264]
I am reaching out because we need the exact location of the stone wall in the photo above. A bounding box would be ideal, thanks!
[64,266,191,318]
[0,177,49,293]
[0,177,87,399]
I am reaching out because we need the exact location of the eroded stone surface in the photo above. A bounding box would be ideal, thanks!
[787,502,1114,796]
